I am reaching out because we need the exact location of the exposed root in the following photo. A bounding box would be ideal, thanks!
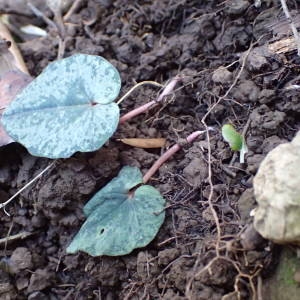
[0,231,36,245]
[0,161,56,215]
[185,41,262,299]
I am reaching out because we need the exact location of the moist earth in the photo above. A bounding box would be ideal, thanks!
[0,0,300,299]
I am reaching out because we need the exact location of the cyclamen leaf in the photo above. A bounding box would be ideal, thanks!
[2,54,121,158]
[67,166,165,256]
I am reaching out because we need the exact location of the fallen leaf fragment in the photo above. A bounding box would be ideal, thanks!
[0,20,29,74]
[0,70,32,146]
[268,36,297,54]
[0,70,32,107]
[0,38,32,147]
[119,138,166,148]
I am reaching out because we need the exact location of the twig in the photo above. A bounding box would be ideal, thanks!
[186,42,257,298]
[0,231,35,245]
[27,2,57,30]
[3,222,13,255]
[46,0,66,59]
[0,10,32,17]
[257,275,263,300]
[57,38,66,59]
[47,0,65,36]
[280,0,300,56]
[198,42,253,254]
[119,76,181,124]
[0,20,29,74]
[63,0,83,21]
[28,2,65,59]
[0,161,55,213]
[202,123,221,254]
[202,43,253,123]
[117,81,163,105]
[143,130,211,184]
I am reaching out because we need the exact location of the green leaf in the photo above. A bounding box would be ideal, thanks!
[222,124,243,151]
[66,166,165,256]
[2,54,121,158]
[222,124,248,163]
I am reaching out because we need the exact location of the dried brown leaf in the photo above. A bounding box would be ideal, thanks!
[119,138,166,149]
[0,70,32,146]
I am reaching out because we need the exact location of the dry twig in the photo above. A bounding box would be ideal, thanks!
[280,0,300,56]
[28,2,66,59]
[0,20,29,74]
[0,231,35,245]
[63,0,83,21]
[0,161,56,214]
[117,81,163,105]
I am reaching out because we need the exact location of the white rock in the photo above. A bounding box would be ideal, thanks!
[253,131,300,244]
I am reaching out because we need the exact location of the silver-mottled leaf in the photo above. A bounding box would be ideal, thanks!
[2,54,121,158]
[67,166,166,256]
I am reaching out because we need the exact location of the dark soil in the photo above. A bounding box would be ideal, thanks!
[0,0,300,299]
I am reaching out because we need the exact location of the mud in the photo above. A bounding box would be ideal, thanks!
[0,0,299,299]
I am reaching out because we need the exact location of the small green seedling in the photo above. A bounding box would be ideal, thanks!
[222,124,248,163]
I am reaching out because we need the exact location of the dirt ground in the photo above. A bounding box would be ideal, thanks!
[0,0,300,299]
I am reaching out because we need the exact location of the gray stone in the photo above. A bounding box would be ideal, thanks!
[254,131,300,244]
[226,0,249,15]
[212,67,232,84]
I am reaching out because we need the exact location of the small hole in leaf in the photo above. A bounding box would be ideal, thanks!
[90,101,97,106]
[100,229,105,234]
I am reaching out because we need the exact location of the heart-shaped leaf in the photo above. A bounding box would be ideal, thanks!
[2,54,121,158]
[67,166,165,256]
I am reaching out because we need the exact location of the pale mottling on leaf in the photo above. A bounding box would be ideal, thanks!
[67,166,166,256]
[2,54,121,158]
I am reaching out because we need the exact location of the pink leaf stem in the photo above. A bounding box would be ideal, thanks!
[143,130,207,184]
[119,76,181,124]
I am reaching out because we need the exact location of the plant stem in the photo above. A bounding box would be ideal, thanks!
[63,0,83,21]
[0,20,29,74]
[119,76,181,124]
[117,81,163,105]
[0,76,181,213]
[143,130,210,184]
